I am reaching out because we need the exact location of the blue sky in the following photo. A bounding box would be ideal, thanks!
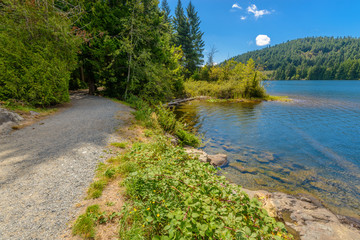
[166,0,360,63]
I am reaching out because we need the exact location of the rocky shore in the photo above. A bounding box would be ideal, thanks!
[184,146,360,240]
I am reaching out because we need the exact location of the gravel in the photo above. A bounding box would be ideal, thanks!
[0,95,130,240]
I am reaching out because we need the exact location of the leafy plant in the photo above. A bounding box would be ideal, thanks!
[118,138,293,239]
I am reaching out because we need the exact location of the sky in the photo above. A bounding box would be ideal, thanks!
[165,0,360,63]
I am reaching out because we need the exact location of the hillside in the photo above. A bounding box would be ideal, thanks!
[232,37,360,80]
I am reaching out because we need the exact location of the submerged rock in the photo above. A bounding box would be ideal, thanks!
[184,147,228,167]
[229,162,258,174]
[184,147,210,163]
[242,189,360,240]
[208,154,228,167]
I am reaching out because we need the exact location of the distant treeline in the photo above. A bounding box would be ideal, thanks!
[232,37,360,80]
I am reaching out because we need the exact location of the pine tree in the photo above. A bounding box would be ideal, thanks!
[173,0,205,76]
[160,0,171,23]
[187,1,205,73]
[174,0,191,74]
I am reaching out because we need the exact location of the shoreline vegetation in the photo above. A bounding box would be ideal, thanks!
[69,97,360,240]
[70,97,294,239]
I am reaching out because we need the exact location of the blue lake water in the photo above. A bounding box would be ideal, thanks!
[175,80,360,218]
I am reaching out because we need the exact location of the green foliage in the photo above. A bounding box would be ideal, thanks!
[232,37,360,80]
[127,96,200,147]
[119,138,293,239]
[73,204,118,238]
[111,142,128,149]
[0,0,80,106]
[87,180,107,199]
[72,205,101,239]
[1,99,57,114]
[186,59,267,99]
[174,0,205,76]
[72,214,96,239]
[75,0,185,101]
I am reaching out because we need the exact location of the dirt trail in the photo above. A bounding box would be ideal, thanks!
[0,95,131,240]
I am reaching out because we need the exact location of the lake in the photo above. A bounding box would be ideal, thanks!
[175,80,360,219]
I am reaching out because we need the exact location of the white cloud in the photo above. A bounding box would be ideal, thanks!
[256,35,271,46]
[241,16,247,20]
[232,3,242,10]
[247,4,271,19]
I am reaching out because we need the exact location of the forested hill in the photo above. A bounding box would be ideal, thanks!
[232,37,360,80]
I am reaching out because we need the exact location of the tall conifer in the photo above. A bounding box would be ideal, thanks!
[187,1,205,73]
[161,0,171,23]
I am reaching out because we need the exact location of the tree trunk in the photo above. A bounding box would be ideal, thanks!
[88,79,96,95]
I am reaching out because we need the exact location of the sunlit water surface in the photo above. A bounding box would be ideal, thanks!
[175,80,360,218]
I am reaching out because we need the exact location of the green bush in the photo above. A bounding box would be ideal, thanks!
[127,96,200,147]
[185,59,267,99]
[0,1,80,106]
[119,139,293,239]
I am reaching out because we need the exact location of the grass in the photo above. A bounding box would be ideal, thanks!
[111,142,128,149]
[0,99,57,114]
[107,97,133,107]
[72,205,100,239]
[264,95,292,102]
[87,180,107,199]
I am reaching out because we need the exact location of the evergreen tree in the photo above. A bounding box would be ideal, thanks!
[232,37,360,80]
[0,0,80,105]
[187,1,205,72]
[160,0,171,23]
[173,0,205,76]
[174,0,191,75]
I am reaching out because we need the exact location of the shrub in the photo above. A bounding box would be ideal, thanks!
[185,59,268,100]
[127,96,200,147]
[0,1,80,106]
[119,139,293,239]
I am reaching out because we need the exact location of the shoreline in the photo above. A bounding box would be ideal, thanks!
[166,95,292,107]
[183,144,360,239]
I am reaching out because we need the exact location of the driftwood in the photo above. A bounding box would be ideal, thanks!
[165,96,209,107]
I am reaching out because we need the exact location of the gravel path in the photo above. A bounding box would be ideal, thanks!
[0,95,130,240]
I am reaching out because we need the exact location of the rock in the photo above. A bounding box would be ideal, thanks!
[241,188,360,240]
[30,111,40,116]
[184,147,210,163]
[0,108,24,125]
[208,154,228,167]
[183,147,228,167]
[165,133,179,146]
[229,162,258,174]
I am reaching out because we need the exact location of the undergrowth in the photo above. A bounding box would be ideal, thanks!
[0,99,57,114]
[118,137,293,239]
[73,204,120,239]
[127,96,201,147]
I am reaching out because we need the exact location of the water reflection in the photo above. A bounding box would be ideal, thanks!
[175,81,360,219]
